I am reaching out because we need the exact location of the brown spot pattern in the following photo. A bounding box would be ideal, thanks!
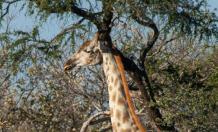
[117,97,125,106]
[110,109,114,116]
[115,110,121,119]
[117,122,121,127]
[108,85,112,91]
[120,128,131,132]
[106,66,109,72]
[105,61,108,65]
[114,78,118,86]
[111,64,116,72]
[111,93,116,102]
[122,114,130,123]
[112,122,117,131]
[110,76,114,83]
[105,56,109,62]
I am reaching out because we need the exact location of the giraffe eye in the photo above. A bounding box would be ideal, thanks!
[84,49,92,53]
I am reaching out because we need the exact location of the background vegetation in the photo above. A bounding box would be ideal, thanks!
[0,0,218,131]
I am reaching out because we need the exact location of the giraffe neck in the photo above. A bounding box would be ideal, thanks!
[102,52,138,131]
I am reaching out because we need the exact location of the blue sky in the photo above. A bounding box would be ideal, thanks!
[209,0,218,9]
[1,0,218,40]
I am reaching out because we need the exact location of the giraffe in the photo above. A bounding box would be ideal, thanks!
[64,32,146,132]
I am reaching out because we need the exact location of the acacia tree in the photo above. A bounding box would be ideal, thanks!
[0,0,218,131]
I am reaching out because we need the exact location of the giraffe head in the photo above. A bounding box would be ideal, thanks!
[64,33,102,71]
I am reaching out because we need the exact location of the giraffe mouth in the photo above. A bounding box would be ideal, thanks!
[64,59,76,71]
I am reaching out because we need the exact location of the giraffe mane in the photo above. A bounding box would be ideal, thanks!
[113,48,146,131]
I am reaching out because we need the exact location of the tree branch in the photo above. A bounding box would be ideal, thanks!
[0,0,21,19]
[132,15,159,62]
[34,0,101,25]
[124,1,177,131]
[130,16,177,130]
[50,18,85,43]
[80,111,110,132]
[70,4,101,25]
[132,14,159,102]
[125,0,158,103]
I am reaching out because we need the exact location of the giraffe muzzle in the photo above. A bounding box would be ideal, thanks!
[64,59,76,71]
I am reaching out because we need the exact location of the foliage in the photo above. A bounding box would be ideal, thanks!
[0,0,218,131]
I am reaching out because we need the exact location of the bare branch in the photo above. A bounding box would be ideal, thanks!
[124,1,177,131]
[80,110,148,132]
[80,111,110,132]
[50,18,85,43]
[34,0,101,25]
[0,0,21,19]
[0,74,10,89]
[132,15,159,61]
[126,0,158,102]
[70,4,101,25]
[152,36,178,56]
[89,117,110,126]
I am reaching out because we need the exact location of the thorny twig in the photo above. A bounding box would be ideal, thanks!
[0,0,21,19]
[80,111,110,132]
